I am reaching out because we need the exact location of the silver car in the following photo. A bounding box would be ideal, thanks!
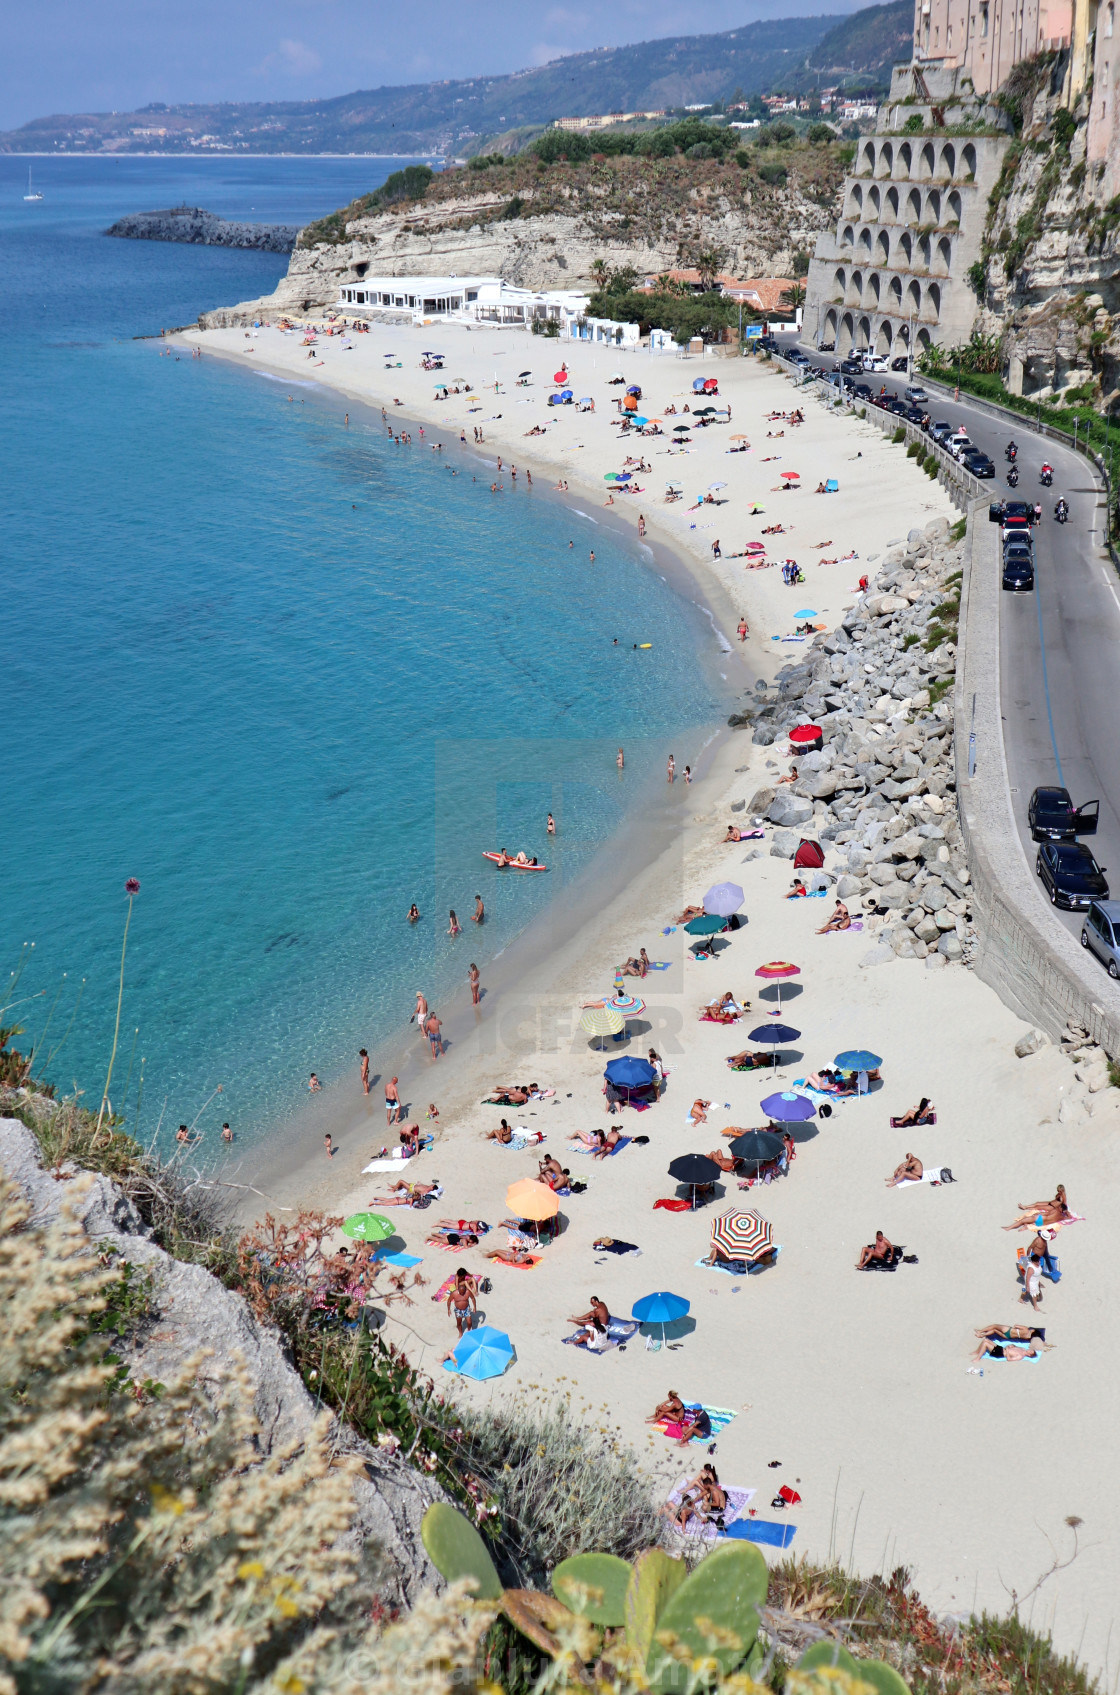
[1080,900,1120,978]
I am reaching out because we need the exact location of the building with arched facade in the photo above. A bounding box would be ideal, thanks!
[802,64,1013,358]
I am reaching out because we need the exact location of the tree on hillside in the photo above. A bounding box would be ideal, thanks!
[590,258,611,290]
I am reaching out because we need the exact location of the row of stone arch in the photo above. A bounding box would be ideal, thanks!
[857,138,977,182]
[821,310,935,358]
[830,269,943,320]
[836,227,954,274]
[844,182,964,227]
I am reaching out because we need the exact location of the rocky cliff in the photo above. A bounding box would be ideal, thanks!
[0,1115,440,1606]
[107,206,299,253]
[199,151,844,326]
[976,70,1120,407]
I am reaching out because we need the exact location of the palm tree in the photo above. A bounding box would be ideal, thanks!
[781,283,806,311]
[695,247,727,293]
[589,259,611,291]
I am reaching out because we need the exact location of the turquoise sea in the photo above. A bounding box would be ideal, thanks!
[1,156,725,1153]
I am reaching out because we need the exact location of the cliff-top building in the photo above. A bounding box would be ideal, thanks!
[802,0,1117,359]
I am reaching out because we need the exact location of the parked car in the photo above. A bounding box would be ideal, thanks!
[840,357,863,375]
[1002,555,1035,590]
[862,354,889,373]
[949,435,974,460]
[990,500,1037,523]
[905,385,929,403]
[1080,899,1120,977]
[965,452,996,478]
[890,355,910,372]
[853,383,872,400]
[929,421,953,445]
[1036,840,1109,909]
[1027,786,1099,840]
[904,406,928,427]
[1003,542,1035,572]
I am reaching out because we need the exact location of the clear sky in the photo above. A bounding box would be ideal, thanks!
[2,0,864,130]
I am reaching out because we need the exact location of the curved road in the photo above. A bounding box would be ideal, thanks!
[782,334,1119,947]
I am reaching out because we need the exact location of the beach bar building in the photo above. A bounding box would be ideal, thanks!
[336,274,591,329]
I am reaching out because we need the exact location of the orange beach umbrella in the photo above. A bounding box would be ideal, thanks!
[505,1179,559,1221]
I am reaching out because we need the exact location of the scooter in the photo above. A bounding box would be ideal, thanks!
[1054,499,1069,523]
[1006,441,1018,461]
[1007,465,1020,487]
[1041,464,1054,487]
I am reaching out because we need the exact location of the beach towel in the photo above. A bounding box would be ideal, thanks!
[594,1239,641,1256]
[654,1198,693,1213]
[491,1254,542,1269]
[568,1137,631,1156]
[895,1162,951,1188]
[431,1273,475,1303]
[656,1404,737,1445]
[723,1518,797,1548]
[694,1247,781,1276]
[378,1251,422,1268]
[362,1138,434,1173]
[793,1079,853,1102]
[645,960,672,970]
[562,1318,639,1352]
[890,1112,937,1128]
[665,1480,755,1540]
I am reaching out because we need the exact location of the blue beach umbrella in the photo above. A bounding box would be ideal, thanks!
[834,1049,882,1071]
[630,415,648,427]
[449,1326,515,1381]
[633,1289,690,1346]
[747,1023,801,1074]
[604,1055,656,1089]
[759,1090,816,1122]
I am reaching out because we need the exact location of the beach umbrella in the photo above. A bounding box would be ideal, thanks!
[519,369,532,376]
[630,416,649,428]
[579,1005,625,1049]
[747,1023,801,1075]
[684,914,728,936]
[626,385,642,395]
[505,1179,559,1225]
[604,1054,656,1089]
[755,959,800,1014]
[759,1089,816,1122]
[341,1212,395,1242]
[780,471,801,480]
[668,1153,720,1209]
[708,481,728,492]
[615,471,633,481]
[579,396,593,405]
[711,1208,773,1261]
[604,473,621,482]
[835,1049,881,1072]
[606,990,646,1017]
[632,1289,690,1345]
[450,1325,515,1381]
[673,424,691,432]
[554,369,569,382]
[703,882,744,917]
[730,433,750,441]
[727,1129,784,1168]
[795,609,818,619]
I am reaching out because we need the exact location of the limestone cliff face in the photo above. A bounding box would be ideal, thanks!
[979,77,1120,405]
[200,176,839,327]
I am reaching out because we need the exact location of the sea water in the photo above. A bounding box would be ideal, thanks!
[1,156,725,1152]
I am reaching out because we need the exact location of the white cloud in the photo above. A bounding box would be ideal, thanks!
[529,41,576,65]
[254,38,322,79]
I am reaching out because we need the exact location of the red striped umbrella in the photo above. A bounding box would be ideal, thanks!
[755,960,800,1015]
[710,1209,773,1260]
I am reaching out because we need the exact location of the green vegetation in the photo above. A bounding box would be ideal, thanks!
[950,515,968,542]
[892,426,906,443]
[903,112,924,133]
[585,262,746,345]
[300,164,434,244]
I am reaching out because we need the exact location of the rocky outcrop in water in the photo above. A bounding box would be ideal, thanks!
[107,206,300,253]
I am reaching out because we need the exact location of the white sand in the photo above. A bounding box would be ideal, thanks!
[181,314,1120,1679]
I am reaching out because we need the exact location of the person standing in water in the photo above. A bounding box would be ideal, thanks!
[469,962,481,1005]
[359,1049,370,1095]
[448,910,462,937]
[546,814,556,835]
[684,765,692,785]
[472,894,485,924]
[617,747,625,771]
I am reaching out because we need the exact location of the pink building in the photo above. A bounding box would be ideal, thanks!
[912,0,1073,92]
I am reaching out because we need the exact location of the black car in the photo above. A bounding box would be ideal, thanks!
[1002,556,1034,590]
[965,451,996,478]
[853,382,872,400]
[1028,786,1099,841]
[990,500,1036,524]
[904,407,928,427]
[890,355,910,371]
[1036,840,1109,909]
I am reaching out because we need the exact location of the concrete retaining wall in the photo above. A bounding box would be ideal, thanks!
[954,501,1120,1051]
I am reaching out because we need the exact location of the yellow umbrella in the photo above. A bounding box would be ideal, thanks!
[506,1179,559,1221]
[579,1005,625,1050]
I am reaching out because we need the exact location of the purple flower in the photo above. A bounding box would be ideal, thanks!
[125,878,141,897]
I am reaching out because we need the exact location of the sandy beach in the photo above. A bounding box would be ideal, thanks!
[182,312,1120,1680]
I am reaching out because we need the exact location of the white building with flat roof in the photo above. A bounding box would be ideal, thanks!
[336,274,591,329]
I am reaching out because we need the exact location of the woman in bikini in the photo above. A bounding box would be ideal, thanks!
[1002,1185,1072,1231]
[647,1390,685,1425]
[667,1464,727,1530]
[484,1119,516,1143]
[892,1097,934,1127]
[971,1336,1051,1363]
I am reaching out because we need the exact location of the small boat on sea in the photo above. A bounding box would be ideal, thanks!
[23,168,43,202]
[482,853,548,871]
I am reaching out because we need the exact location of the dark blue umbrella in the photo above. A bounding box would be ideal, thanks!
[633,1289,689,1345]
[748,1024,800,1046]
[605,1055,656,1088]
[835,1049,881,1070]
[759,1090,816,1121]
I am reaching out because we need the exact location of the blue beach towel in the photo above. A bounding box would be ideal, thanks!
[724,1518,797,1548]
[658,1404,737,1444]
[379,1251,422,1268]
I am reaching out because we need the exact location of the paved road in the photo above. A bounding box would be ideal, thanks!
[780,333,1120,949]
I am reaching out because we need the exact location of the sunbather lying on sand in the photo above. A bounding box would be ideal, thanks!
[587,1128,623,1159]
[708,1147,741,1174]
[367,1180,441,1207]
[975,1323,1048,1343]
[676,905,705,923]
[427,1226,481,1248]
[488,1085,530,1105]
[806,1068,855,1093]
[886,1154,923,1187]
[727,1050,770,1071]
[434,1217,488,1236]
[856,1231,894,1269]
[817,900,851,934]
[688,1099,711,1126]
[484,1244,537,1266]
[971,1337,1051,1363]
[647,1391,685,1425]
[1002,1185,1073,1231]
[892,1097,934,1127]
